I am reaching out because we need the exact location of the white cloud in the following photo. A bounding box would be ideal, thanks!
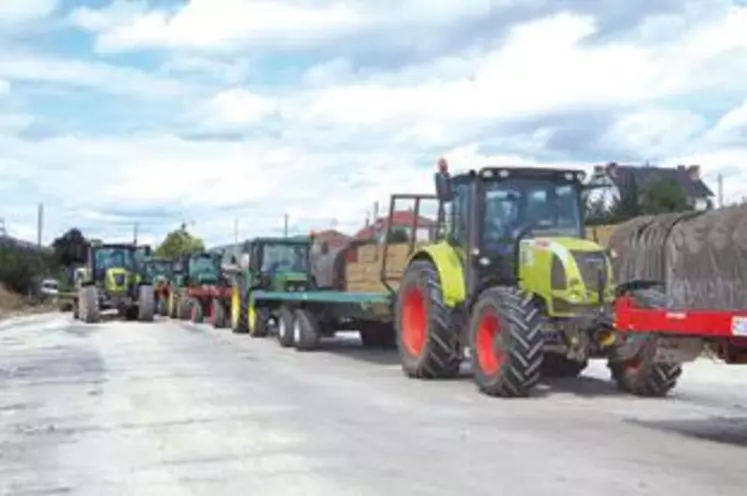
[0,0,58,24]
[189,88,278,130]
[4,0,747,248]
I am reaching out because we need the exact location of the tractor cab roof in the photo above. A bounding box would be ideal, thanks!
[451,166,587,184]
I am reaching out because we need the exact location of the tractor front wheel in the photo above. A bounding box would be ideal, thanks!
[468,287,544,397]
[276,306,295,348]
[250,306,270,338]
[395,260,461,379]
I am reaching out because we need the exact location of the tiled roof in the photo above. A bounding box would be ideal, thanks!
[605,164,714,198]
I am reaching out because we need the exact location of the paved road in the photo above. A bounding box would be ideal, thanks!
[2,314,747,496]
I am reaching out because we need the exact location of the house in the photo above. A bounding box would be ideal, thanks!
[354,210,438,242]
[310,229,352,249]
[588,162,715,211]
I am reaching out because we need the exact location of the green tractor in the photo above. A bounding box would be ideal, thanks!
[142,256,174,316]
[231,236,311,338]
[393,161,681,398]
[167,251,232,325]
[74,243,156,323]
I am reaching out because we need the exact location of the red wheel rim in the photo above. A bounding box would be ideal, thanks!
[402,287,427,356]
[476,312,502,375]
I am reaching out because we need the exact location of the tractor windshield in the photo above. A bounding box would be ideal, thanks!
[189,256,218,279]
[94,248,134,270]
[145,261,171,279]
[482,178,582,250]
[261,244,309,273]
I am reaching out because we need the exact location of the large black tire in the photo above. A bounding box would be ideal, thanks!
[250,306,270,338]
[276,306,295,348]
[138,285,155,322]
[158,293,169,317]
[468,287,544,397]
[608,288,682,397]
[231,289,249,334]
[79,286,100,324]
[177,297,191,320]
[211,299,227,329]
[395,260,461,379]
[294,309,320,351]
[541,354,587,378]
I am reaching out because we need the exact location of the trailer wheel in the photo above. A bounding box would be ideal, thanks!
[396,260,461,378]
[137,285,155,322]
[468,287,544,398]
[609,288,682,397]
[211,299,227,328]
[189,298,204,324]
[249,306,270,338]
[294,309,320,351]
[541,354,587,378]
[79,286,100,324]
[277,306,295,348]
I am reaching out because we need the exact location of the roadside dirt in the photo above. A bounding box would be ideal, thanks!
[0,285,57,320]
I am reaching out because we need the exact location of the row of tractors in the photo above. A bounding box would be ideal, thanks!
[71,160,747,400]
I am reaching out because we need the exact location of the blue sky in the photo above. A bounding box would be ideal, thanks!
[1,0,747,247]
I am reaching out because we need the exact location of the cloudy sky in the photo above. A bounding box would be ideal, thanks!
[1,0,746,247]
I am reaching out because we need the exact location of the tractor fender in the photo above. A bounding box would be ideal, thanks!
[406,243,466,308]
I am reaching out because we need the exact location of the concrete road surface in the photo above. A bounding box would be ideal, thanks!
[2,314,747,496]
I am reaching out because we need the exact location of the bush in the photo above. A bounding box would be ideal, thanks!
[0,245,54,295]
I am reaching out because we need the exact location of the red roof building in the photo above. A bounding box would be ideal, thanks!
[354,210,437,241]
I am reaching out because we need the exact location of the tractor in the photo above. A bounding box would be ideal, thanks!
[73,243,155,323]
[142,256,174,316]
[167,251,232,326]
[231,236,312,338]
[392,160,682,398]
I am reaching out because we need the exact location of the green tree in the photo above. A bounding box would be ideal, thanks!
[155,225,205,258]
[639,178,692,215]
[52,228,88,267]
[610,176,642,222]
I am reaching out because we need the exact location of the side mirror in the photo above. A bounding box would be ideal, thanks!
[230,255,238,265]
[434,172,453,202]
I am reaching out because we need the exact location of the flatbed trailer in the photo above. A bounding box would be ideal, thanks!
[248,289,396,350]
[614,296,747,364]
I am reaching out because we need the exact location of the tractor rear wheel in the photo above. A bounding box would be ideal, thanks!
[250,306,270,338]
[211,299,227,328]
[137,285,155,322]
[276,306,295,348]
[177,297,191,320]
[231,288,248,333]
[609,288,682,397]
[468,287,544,397]
[189,298,204,323]
[541,354,587,378]
[395,260,461,379]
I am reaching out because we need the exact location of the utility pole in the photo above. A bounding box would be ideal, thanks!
[1,216,6,236]
[283,213,289,238]
[133,222,139,244]
[37,203,43,249]
[718,173,724,208]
